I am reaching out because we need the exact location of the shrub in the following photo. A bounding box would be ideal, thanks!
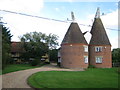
[88,65,95,68]
[49,49,58,63]
[31,59,40,66]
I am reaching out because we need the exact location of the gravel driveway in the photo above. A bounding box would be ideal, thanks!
[1,63,84,89]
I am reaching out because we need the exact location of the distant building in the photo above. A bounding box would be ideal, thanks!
[60,8,112,69]
[11,42,49,63]
[11,42,24,63]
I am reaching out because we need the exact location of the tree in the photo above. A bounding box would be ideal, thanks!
[19,31,59,62]
[112,48,120,63]
[112,48,120,67]
[44,33,59,49]
[2,25,12,69]
[49,49,58,62]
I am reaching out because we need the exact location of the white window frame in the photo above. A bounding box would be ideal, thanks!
[95,56,102,63]
[58,51,61,57]
[95,46,102,52]
[84,45,88,52]
[58,58,61,63]
[84,56,88,63]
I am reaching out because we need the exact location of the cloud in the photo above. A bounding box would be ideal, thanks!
[0,0,43,42]
[110,36,118,49]
[101,9,118,49]
[78,9,118,49]
[101,9,118,26]
[119,33,120,48]
[55,8,60,12]
[0,0,44,14]
[2,12,70,46]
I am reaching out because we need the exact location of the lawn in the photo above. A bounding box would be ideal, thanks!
[2,63,44,74]
[28,68,118,88]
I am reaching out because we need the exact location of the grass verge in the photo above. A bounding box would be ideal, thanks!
[28,68,118,88]
[2,63,45,74]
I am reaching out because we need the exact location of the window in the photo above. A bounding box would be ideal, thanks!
[96,56,102,63]
[95,46,102,52]
[58,58,61,62]
[84,45,88,52]
[84,56,88,63]
[58,51,61,57]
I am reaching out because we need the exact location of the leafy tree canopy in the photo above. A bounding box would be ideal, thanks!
[2,25,12,69]
[20,31,59,49]
[112,48,120,62]
[19,31,59,60]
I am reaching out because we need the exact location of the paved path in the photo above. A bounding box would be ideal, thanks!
[1,63,84,89]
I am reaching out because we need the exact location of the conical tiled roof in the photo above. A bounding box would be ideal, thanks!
[89,8,111,45]
[62,22,88,44]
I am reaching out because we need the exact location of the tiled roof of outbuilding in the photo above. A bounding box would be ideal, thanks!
[11,42,24,53]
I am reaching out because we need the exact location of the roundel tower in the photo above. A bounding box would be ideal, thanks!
[89,8,112,68]
[60,12,88,69]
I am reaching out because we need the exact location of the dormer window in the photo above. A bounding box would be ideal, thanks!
[95,46,102,52]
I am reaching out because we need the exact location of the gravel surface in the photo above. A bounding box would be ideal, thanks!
[1,64,84,89]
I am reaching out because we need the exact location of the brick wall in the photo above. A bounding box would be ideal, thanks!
[89,45,112,68]
[61,44,88,69]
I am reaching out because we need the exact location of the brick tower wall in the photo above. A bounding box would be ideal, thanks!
[61,44,88,69]
[89,45,112,68]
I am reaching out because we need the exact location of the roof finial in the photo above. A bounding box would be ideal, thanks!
[95,7,100,18]
[71,11,75,22]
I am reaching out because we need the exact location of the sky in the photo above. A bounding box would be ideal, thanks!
[0,0,119,49]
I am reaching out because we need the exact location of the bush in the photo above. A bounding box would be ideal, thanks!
[45,62,50,64]
[31,59,40,66]
[88,65,95,68]
[49,49,58,62]
[8,57,14,64]
[39,62,45,66]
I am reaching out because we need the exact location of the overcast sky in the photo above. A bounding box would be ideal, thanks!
[0,0,119,49]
